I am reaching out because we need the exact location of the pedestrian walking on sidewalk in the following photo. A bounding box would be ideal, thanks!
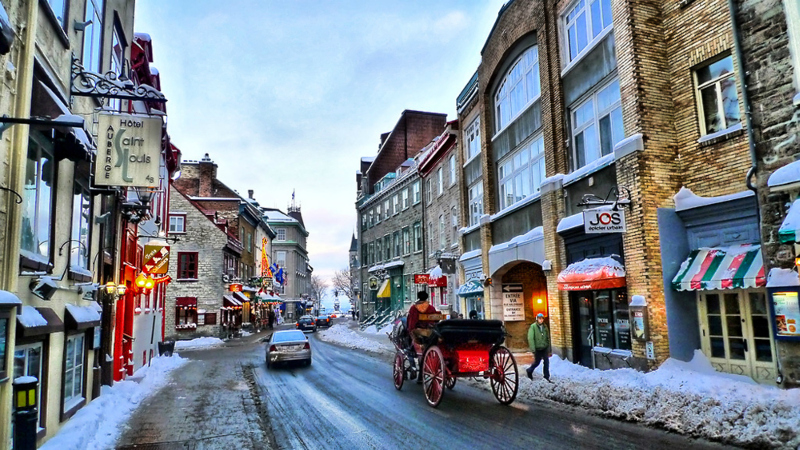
[526,313,552,382]
[268,309,276,330]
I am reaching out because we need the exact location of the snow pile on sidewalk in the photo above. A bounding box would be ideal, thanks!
[317,324,391,353]
[173,336,224,350]
[515,350,800,448]
[40,355,187,450]
[362,323,393,335]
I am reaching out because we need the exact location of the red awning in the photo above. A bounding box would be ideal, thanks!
[176,297,197,307]
[223,295,242,307]
[557,257,626,291]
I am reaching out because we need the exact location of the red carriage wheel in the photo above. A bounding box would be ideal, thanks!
[423,346,446,407]
[490,346,518,405]
[445,375,456,390]
[393,352,405,390]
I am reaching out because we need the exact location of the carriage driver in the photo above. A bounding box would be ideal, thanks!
[407,291,439,345]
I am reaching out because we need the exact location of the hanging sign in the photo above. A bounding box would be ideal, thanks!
[368,277,379,290]
[143,243,170,274]
[583,209,626,234]
[502,284,525,321]
[229,284,243,292]
[414,274,430,285]
[94,112,162,188]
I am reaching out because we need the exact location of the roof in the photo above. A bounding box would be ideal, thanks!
[349,233,358,252]
[481,1,517,56]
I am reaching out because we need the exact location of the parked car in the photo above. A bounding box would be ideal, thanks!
[316,315,332,328]
[296,315,317,332]
[266,330,311,368]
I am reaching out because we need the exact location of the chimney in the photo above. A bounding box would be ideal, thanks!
[198,153,217,197]
[248,189,254,199]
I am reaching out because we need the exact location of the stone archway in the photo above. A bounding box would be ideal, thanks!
[490,261,548,351]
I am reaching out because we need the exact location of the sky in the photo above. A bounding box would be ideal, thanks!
[134,0,507,295]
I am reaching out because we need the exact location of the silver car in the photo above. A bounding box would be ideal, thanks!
[266,330,312,368]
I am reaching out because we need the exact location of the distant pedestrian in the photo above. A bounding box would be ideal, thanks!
[351,309,356,320]
[268,309,276,330]
[526,313,552,382]
[469,310,478,320]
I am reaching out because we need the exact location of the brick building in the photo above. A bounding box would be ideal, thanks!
[452,0,797,386]
[418,120,462,316]
[356,110,447,319]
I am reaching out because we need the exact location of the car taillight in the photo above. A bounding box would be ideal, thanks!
[303,342,310,349]
[295,323,299,327]
[269,345,277,352]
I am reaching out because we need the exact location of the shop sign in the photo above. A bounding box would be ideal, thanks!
[229,283,243,292]
[771,289,800,339]
[414,274,430,285]
[262,277,273,290]
[368,277,379,290]
[94,113,162,188]
[502,284,525,321]
[143,243,170,274]
[583,209,626,234]
[427,276,447,288]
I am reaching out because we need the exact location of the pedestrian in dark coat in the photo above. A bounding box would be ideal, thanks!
[268,309,276,329]
[526,313,552,382]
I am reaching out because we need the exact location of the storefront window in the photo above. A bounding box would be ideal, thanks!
[581,289,631,351]
[466,296,484,319]
[21,134,56,266]
[63,334,85,412]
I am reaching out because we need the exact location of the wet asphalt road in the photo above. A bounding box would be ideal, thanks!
[252,327,735,450]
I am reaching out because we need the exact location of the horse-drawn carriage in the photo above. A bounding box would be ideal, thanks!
[388,315,519,407]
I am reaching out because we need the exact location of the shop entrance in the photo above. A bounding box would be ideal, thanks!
[698,290,777,383]
[571,289,631,367]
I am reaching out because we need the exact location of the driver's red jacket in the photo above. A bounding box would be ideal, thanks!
[407,304,438,332]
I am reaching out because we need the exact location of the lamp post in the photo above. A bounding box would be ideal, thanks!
[13,376,38,450]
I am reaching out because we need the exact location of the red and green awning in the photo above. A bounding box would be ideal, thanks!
[778,199,800,244]
[671,244,765,291]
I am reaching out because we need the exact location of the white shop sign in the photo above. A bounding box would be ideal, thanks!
[583,209,626,234]
[94,113,162,188]
[502,283,525,322]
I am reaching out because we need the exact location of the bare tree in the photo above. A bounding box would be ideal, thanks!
[331,267,355,301]
[309,275,328,305]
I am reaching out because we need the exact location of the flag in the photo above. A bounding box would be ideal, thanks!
[292,189,295,201]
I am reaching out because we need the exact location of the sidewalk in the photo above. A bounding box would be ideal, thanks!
[115,333,271,450]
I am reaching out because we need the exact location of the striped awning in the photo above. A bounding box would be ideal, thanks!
[457,279,484,297]
[377,279,391,298]
[778,199,800,244]
[671,244,765,291]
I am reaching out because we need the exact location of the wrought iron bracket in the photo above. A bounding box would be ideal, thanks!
[70,56,167,104]
[577,185,632,211]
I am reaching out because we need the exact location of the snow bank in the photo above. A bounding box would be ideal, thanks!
[317,324,391,353]
[241,330,253,337]
[40,355,187,450]
[492,351,800,448]
[362,323,393,335]
[173,337,224,350]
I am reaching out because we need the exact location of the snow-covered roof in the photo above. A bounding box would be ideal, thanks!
[263,210,296,223]
[768,159,800,189]
[557,212,584,233]
[65,303,101,323]
[563,153,615,186]
[384,260,404,269]
[459,249,481,262]
[0,290,21,305]
[673,187,754,212]
[18,306,47,328]
[779,199,800,243]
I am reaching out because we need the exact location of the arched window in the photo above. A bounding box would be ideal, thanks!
[494,46,541,133]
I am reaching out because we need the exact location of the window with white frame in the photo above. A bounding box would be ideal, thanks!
[464,117,481,161]
[403,227,411,254]
[429,222,435,252]
[451,207,458,242]
[46,0,67,28]
[393,195,399,215]
[276,228,287,241]
[383,200,390,220]
[426,179,433,204]
[376,204,382,223]
[384,235,391,260]
[276,251,287,267]
[368,210,374,227]
[571,78,624,169]
[376,238,382,262]
[63,334,85,412]
[694,55,740,136]
[414,222,422,252]
[393,231,401,257]
[70,174,92,271]
[468,181,484,227]
[81,0,105,73]
[402,189,409,209]
[412,181,421,204]
[498,135,546,210]
[169,215,185,233]
[439,215,446,249]
[361,213,367,230]
[495,46,540,133]
[437,168,444,196]
[563,0,613,65]
[449,155,456,186]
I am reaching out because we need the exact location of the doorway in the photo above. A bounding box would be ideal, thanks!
[698,290,777,384]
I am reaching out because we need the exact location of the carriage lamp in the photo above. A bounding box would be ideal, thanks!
[536,298,543,304]
[135,273,148,289]
[144,275,155,290]
[105,282,127,296]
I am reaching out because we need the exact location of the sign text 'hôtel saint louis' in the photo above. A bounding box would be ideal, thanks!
[94,112,162,188]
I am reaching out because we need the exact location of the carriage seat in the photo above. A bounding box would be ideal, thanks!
[433,319,505,346]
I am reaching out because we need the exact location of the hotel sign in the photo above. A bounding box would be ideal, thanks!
[94,113,162,188]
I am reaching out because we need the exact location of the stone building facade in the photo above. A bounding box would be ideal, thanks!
[355,110,447,319]
[264,207,310,321]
